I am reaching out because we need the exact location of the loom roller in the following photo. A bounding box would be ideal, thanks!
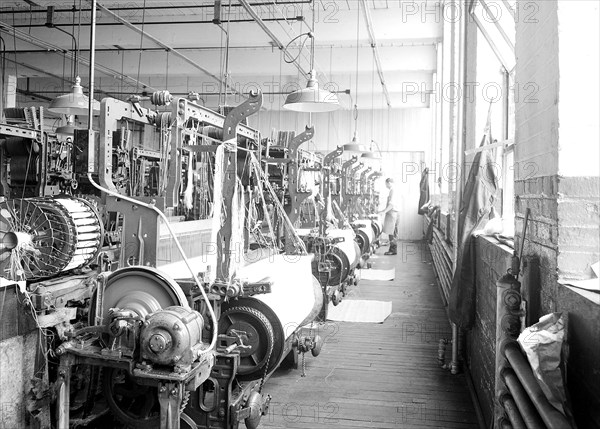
[159,252,323,380]
[353,218,376,256]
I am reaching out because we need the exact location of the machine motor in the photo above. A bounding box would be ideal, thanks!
[140,306,205,370]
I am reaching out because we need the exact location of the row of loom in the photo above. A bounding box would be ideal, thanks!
[0,91,327,429]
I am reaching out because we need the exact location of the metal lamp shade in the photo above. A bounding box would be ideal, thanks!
[361,151,381,159]
[48,77,100,116]
[343,134,367,153]
[283,73,340,113]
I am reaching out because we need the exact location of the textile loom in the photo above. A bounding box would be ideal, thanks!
[0,91,323,429]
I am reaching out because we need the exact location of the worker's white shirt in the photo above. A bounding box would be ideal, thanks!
[387,188,401,212]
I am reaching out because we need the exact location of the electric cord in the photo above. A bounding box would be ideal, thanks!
[86,172,219,356]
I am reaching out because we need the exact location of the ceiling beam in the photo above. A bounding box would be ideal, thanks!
[95,2,243,97]
[359,0,391,108]
[0,19,157,91]
[237,0,308,79]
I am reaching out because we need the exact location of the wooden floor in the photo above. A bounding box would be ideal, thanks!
[257,241,479,429]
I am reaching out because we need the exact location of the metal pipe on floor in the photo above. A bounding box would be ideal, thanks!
[500,393,527,429]
[450,322,459,374]
[500,367,544,429]
[503,342,571,429]
[498,417,513,429]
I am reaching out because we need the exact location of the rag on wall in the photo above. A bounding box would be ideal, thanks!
[448,140,498,329]
[418,167,430,215]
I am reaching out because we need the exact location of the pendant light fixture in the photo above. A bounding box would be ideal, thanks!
[343,3,367,153]
[55,114,78,137]
[49,76,100,116]
[47,6,99,117]
[343,2,367,152]
[283,1,340,112]
[362,51,381,160]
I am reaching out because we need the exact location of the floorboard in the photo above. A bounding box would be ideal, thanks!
[256,240,478,429]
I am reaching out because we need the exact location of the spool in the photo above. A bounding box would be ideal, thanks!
[2,231,31,250]
[0,196,103,279]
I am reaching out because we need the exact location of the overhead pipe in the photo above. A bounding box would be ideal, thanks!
[88,0,97,126]
[26,89,351,96]
[0,2,313,14]
[95,2,243,97]
[358,0,391,108]
[0,20,157,92]
[12,16,303,28]
[503,342,571,429]
[500,367,545,429]
[15,39,440,54]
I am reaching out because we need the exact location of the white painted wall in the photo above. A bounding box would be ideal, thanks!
[557,0,600,177]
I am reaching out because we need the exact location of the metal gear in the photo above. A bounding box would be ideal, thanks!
[218,305,274,382]
[103,368,190,429]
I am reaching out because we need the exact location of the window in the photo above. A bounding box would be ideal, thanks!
[470,0,516,236]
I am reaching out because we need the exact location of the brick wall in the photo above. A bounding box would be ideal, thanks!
[466,236,513,428]
[514,1,600,427]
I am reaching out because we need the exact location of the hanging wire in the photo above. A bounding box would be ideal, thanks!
[165,50,169,92]
[282,33,311,65]
[77,0,82,77]
[224,0,232,109]
[11,14,19,107]
[353,1,361,136]
[1,36,7,110]
[135,0,147,94]
[370,49,375,144]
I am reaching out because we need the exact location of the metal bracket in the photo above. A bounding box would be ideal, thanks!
[323,146,343,167]
[285,126,316,241]
[214,91,263,288]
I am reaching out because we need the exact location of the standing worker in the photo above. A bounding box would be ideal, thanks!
[379,178,401,255]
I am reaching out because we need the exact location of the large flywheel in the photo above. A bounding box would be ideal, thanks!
[103,367,190,429]
[93,267,191,427]
[0,196,102,280]
[91,266,189,326]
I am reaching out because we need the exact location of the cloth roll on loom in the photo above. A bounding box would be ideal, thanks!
[353,219,375,255]
[228,255,322,372]
[370,218,382,239]
[159,253,322,380]
[327,228,360,269]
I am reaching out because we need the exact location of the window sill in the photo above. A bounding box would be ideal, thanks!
[559,279,600,306]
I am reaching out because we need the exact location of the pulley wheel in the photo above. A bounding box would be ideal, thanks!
[218,305,274,381]
[103,367,190,429]
[89,266,189,327]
